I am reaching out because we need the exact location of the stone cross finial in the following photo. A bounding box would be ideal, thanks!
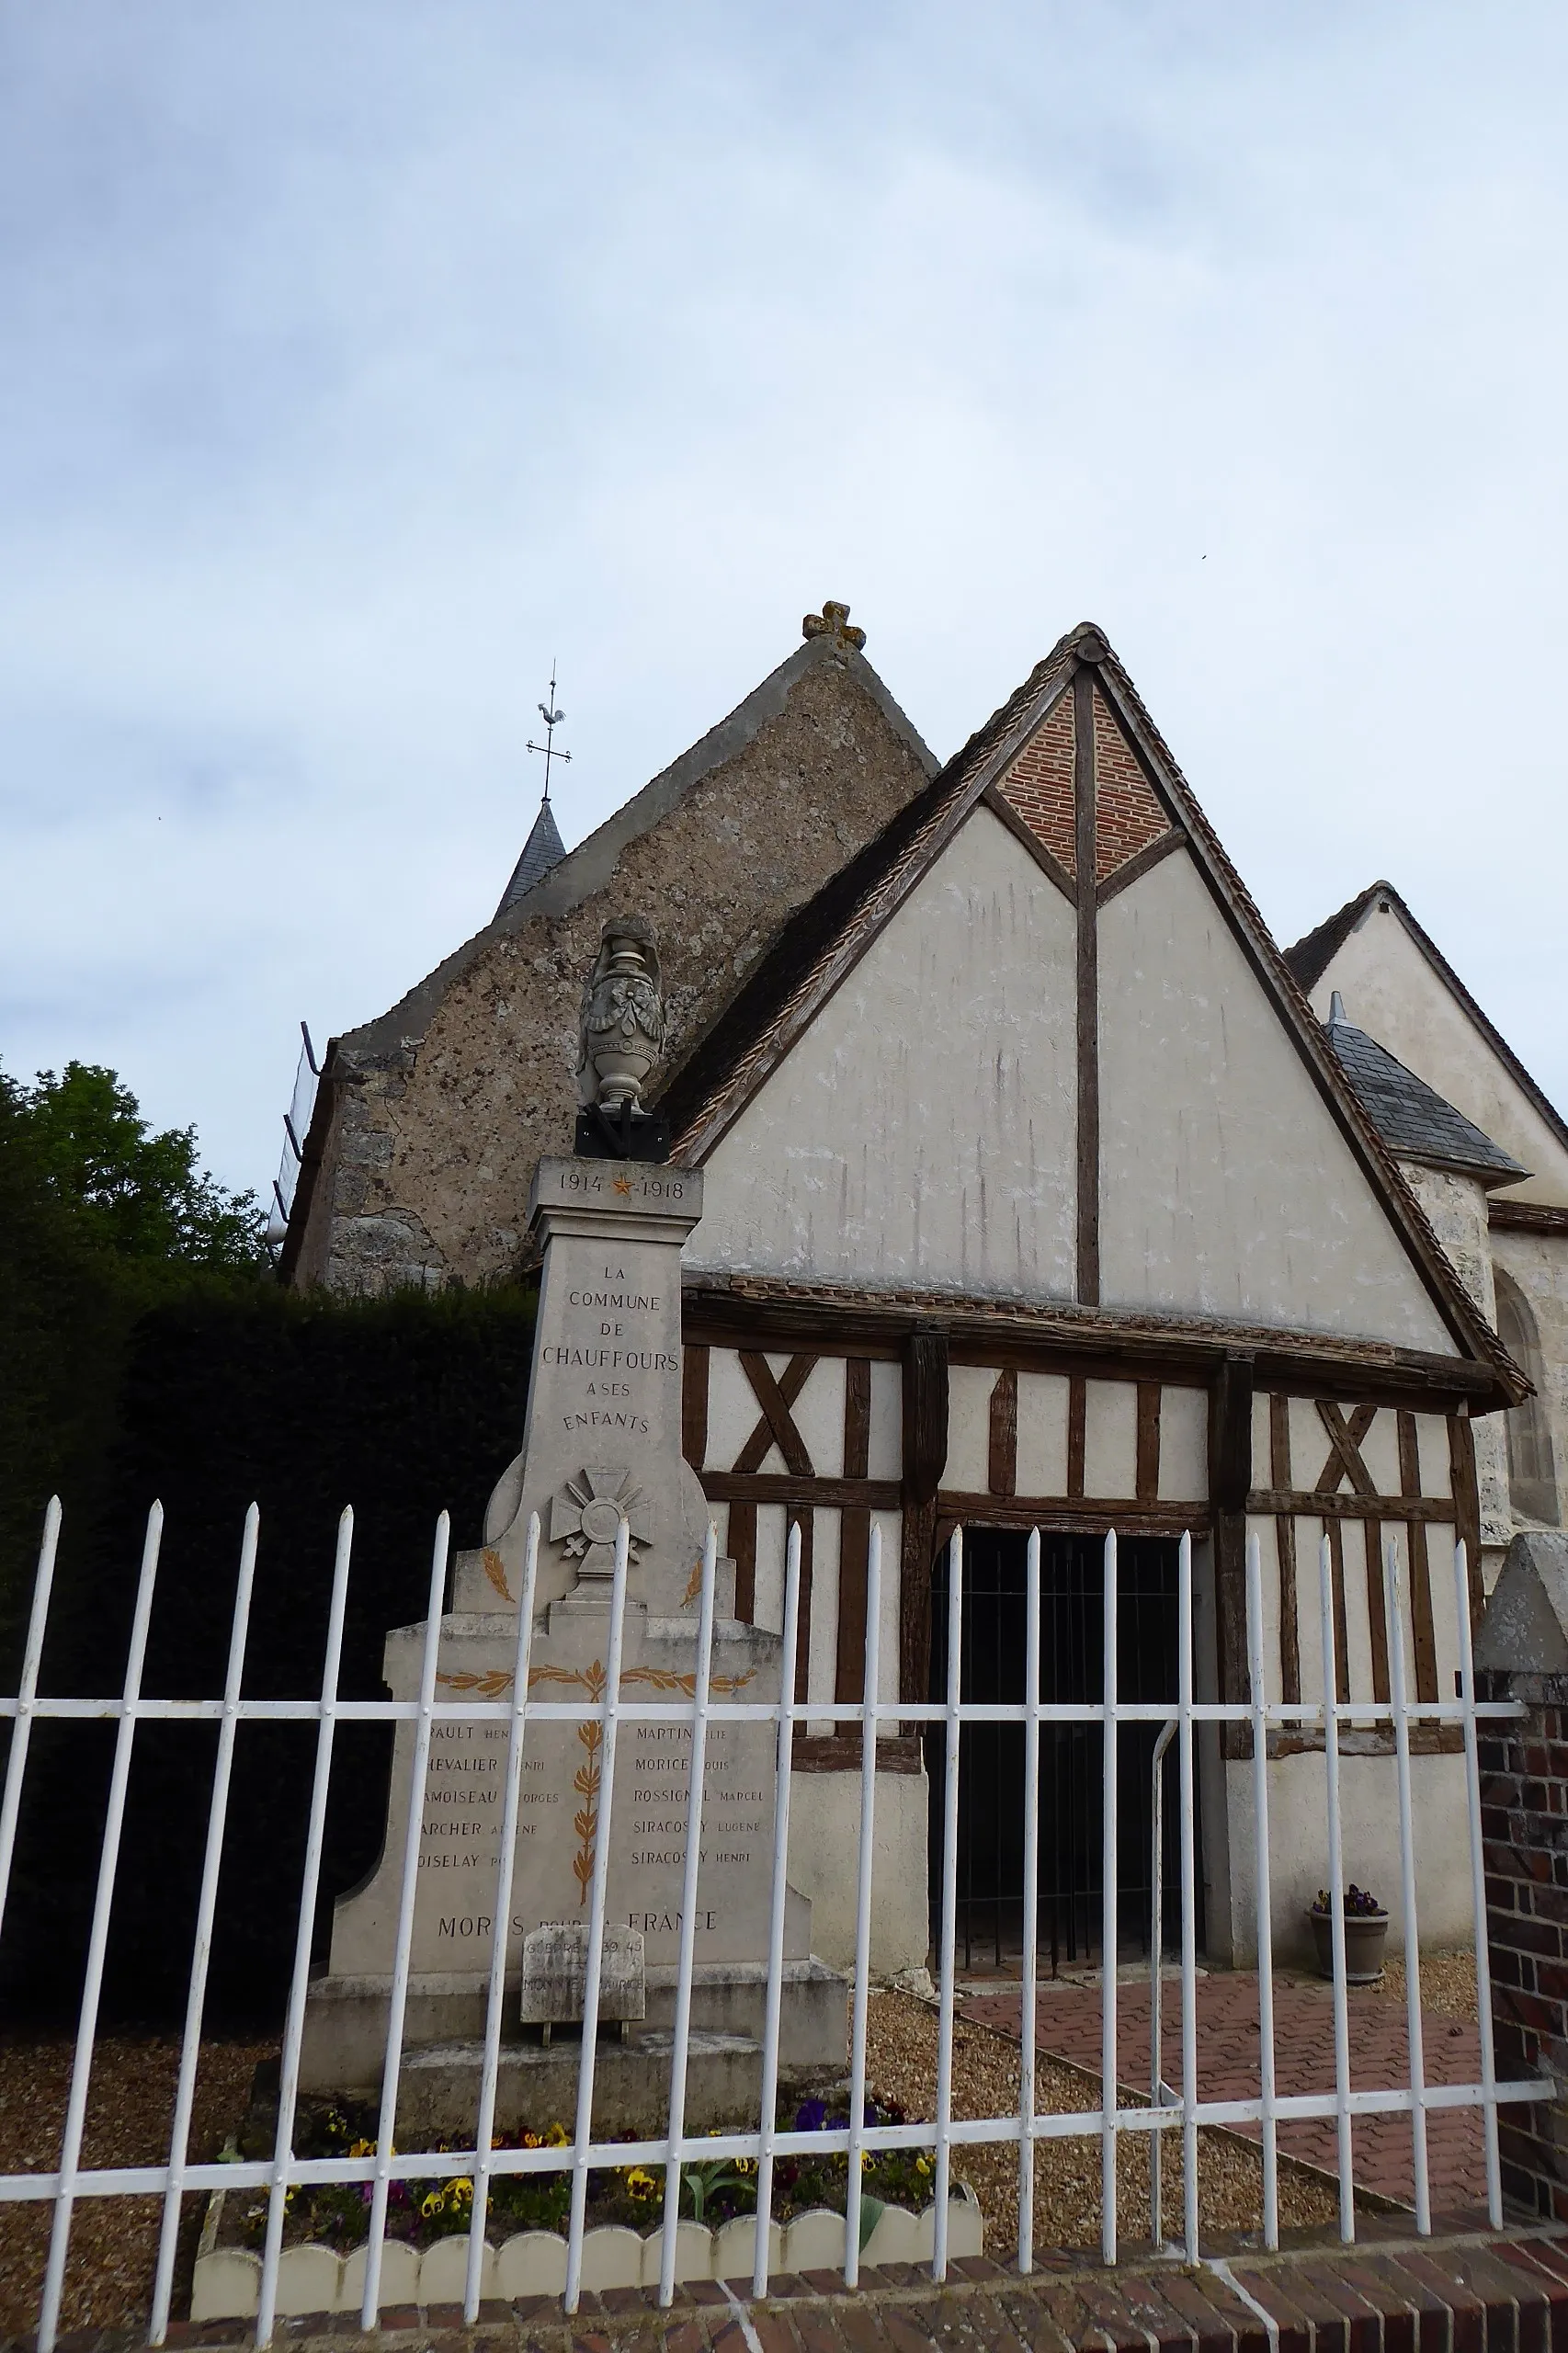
[802,599,867,651]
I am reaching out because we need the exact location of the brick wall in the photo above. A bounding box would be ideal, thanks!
[1092,686,1170,881]
[996,688,1172,886]
[998,691,1075,872]
[1479,1665,1568,2219]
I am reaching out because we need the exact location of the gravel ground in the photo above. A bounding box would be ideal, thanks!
[863,1989,1338,2259]
[0,2034,268,2341]
[1378,1951,1478,2024]
[0,1984,1382,2337]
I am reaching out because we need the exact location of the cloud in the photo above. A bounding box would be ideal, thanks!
[2,1,1566,1184]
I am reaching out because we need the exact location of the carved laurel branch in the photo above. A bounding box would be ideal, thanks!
[435,1661,756,1701]
[435,1658,758,1901]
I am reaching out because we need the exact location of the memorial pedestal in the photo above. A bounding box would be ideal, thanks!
[301,1158,846,2132]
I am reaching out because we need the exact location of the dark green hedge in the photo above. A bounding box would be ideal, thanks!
[1,1282,536,2027]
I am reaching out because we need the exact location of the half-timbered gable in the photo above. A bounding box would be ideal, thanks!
[657,622,1522,1969]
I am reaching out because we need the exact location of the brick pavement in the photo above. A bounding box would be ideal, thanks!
[962,1972,1487,2217]
[37,2224,1568,2353]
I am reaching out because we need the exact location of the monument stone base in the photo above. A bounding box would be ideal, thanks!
[300,1142,850,2137]
[301,1982,847,2141]
[300,1957,847,2097]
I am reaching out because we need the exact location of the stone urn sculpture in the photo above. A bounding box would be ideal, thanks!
[576,916,666,1112]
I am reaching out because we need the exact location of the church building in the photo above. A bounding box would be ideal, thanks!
[279,607,1553,1979]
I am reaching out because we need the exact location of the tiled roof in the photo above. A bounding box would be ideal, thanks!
[495,795,567,916]
[1326,1010,1528,1186]
[1282,881,1385,993]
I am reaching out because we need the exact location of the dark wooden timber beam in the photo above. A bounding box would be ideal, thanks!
[937,1493,1208,1537]
[1074,665,1099,1306]
[1210,1352,1254,1760]
[900,1325,949,1719]
[681,1282,1504,1409]
[1246,1488,1457,1522]
[700,1471,902,1511]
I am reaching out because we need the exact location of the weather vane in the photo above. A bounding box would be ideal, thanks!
[527,662,572,802]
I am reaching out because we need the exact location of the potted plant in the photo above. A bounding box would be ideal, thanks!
[1308,1883,1389,1983]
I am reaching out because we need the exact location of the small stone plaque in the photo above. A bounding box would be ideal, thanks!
[519,1920,645,2025]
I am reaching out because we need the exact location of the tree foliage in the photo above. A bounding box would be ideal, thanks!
[2,1060,267,1268]
[0,1059,267,1667]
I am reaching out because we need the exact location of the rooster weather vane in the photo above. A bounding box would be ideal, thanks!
[527,662,572,801]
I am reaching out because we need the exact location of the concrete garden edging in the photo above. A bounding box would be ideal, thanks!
[189,2187,983,2317]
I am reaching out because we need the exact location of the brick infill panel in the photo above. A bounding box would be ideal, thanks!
[40,2226,1568,2353]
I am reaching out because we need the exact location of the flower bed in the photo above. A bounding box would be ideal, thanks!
[222,2091,950,2253]
[191,2089,983,2314]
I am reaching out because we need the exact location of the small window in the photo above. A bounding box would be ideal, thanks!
[1496,1270,1559,1525]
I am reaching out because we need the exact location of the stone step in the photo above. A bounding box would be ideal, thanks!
[394,2028,804,2138]
[301,1958,848,2102]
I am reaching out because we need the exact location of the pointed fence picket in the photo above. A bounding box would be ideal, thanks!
[0,1502,1545,2348]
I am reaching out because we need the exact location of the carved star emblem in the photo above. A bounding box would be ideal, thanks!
[613,1175,633,1195]
[549,1467,653,1574]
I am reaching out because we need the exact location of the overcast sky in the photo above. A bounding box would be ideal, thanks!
[3,3,1566,1200]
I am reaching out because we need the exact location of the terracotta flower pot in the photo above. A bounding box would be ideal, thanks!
[1308,1905,1389,1984]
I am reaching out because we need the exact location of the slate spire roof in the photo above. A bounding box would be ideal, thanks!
[1324,995,1529,1188]
[496,792,567,918]
[1285,878,1568,1173]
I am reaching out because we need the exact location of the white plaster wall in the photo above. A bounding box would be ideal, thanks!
[1159,1388,1209,1502]
[1096,853,1458,1353]
[689,807,1077,1298]
[1015,1373,1069,1494]
[1223,1749,1476,1963]
[792,1358,848,1480]
[1306,902,1568,1208]
[867,1363,902,1480]
[704,1349,765,1475]
[787,1769,930,1974]
[1083,1381,1137,1497]
[946,1366,996,1492]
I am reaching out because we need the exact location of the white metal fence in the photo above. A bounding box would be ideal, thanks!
[0,1503,1548,2351]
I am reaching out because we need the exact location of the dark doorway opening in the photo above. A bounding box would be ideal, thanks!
[926,1529,1202,1973]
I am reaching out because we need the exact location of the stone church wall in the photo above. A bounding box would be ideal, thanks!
[289,640,936,1294]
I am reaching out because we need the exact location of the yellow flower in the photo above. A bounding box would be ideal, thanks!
[915,2155,932,2175]
[421,2189,446,2218]
[348,2139,376,2160]
[450,2177,474,2203]
[546,2122,571,2147]
[734,2157,757,2176]
[623,2167,659,2202]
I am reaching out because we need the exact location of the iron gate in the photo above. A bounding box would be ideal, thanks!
[927,1529,1202,1971]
